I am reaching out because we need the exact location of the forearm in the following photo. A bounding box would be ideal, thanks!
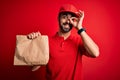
[79,31,99,57]
[70,10,99,57]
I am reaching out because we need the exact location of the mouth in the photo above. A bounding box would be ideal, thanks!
[63,22,72,27]
[63,24,70,28]
[60,22,73,33]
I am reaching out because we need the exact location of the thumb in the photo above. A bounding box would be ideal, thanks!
[69,18,74,24]
[37,31,41,36]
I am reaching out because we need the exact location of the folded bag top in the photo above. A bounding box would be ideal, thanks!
[14,35,49,66]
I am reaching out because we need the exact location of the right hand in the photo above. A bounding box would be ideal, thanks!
[27,31,41,39]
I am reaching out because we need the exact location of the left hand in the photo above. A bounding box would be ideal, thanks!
[70,10,84,30]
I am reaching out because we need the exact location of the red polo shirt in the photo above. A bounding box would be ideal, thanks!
[46,33,86,80]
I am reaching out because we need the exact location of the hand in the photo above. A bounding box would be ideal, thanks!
[70,10,84,30]
[27,31,41,39]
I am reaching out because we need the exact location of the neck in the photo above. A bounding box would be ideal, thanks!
[58,31,71,40]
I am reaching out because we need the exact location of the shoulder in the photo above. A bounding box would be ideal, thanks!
[48,34,57,42]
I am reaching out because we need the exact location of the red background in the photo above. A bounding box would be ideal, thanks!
[0,0,120,80]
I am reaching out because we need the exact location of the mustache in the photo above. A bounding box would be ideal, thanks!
[62,22,73,29]
[63,22,72,25]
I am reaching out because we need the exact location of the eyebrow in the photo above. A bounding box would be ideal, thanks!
[61,13,72,17]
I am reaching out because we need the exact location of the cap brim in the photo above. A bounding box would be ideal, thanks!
[59,11,79,17]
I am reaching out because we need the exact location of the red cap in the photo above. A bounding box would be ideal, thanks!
[59,4,79,17]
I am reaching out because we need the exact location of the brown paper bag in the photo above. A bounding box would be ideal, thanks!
[14,35,49,66]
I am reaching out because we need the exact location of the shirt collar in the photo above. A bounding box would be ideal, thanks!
[54,32,73,41]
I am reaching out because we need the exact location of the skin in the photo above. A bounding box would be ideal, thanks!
[27,10,99,71]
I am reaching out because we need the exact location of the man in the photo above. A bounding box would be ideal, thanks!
[27,4,99,80]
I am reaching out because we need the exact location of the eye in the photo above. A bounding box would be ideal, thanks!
[71,17,78,21]
[61,15,67,19]
[72,18,75,20]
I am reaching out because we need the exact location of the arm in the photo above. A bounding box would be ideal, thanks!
[79,31,99,57]
[70,10,99,57]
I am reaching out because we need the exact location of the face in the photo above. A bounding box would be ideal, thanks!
[59,13,75,33]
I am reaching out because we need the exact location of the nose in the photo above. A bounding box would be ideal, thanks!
[66,18,70,23]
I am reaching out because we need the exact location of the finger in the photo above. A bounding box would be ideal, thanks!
[28,33,33,39]
[35,32,40,38]
[79,10,84,13]
[29,33,32,39]
[76,10,83,14]
[30,32,34,39]
[37,31,41,36]
[69,18,74,24]
[33,32,36,39]
[79,10,84,16]
[77,12,83,17]
[77,10,84,16]
[27,34,32,39]
[35,32,38,38]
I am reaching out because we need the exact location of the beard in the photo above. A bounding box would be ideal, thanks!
[60,22,73,33]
